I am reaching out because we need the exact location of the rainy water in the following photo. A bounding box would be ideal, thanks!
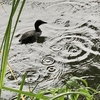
[0,0,100,99]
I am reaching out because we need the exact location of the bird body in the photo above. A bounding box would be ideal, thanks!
[19,20,47,44]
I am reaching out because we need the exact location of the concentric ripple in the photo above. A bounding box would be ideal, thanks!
[47,66,56,73]
[46,1,90,14]
[41,55,55,65]
[49,34,100,63]
[5,70,19,81]
[44,1,91,30]
[24,68,39,84]
[35,63,65,91]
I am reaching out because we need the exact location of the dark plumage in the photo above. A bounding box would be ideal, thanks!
[19,20,47,44]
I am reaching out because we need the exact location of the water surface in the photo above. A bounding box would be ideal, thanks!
[0,0,100,99]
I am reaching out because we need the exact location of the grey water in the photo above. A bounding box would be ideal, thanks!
[0,0,100,99]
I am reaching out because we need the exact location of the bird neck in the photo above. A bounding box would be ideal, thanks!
[35,24,41,32]
[36,27,41,32]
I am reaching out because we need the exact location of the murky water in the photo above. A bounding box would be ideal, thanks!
[0,0,100,99]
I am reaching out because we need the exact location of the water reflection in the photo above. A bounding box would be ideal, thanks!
[70,64,100,88]
[37,36,47,43]
[19,36,47,44]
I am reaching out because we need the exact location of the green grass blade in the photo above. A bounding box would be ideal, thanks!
[2,86,36,98]
[0,0,26,96]
[3,86,49,99]
[50,91,92,100]
[10,0,26,48]
[0,8,13,91]
[0,0,20,50]
[17,72,27,100]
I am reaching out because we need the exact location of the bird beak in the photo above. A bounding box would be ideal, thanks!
[43,21,47,24]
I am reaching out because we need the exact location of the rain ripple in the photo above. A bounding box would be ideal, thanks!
[49,33,100,63]
[41,55,55,65]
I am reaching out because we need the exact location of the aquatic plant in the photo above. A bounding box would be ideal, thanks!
[0,0,26,96]
[2,76,100,100]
